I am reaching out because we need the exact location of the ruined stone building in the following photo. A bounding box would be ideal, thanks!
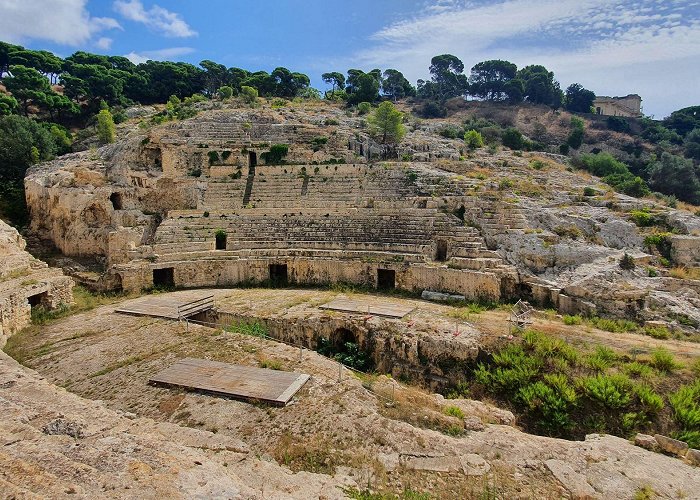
[593,94,643,117]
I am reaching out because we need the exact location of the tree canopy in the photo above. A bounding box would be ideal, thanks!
[469,60,522,102]
[564,83,596,113]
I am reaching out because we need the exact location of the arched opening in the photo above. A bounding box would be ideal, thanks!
[110,192,123,210]
[317,327,373,371]
[331,328,356,351]
[435,240,448,262]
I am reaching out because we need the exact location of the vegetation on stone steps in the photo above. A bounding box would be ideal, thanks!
[461,329,696,441]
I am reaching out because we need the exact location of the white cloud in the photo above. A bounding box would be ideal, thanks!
[96,37,114,50]
[124,46,195,64]
[113,0,196,37]
[0,0,121,46]
[352,0,700,116]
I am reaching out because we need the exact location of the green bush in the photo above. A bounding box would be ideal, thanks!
[443,405,465,419]
[583,187,596,196]
[464,129,484,150]
[629,209,657,227]
[218,85,233,99]
[501,127,524,150]
[634,384,664,415]
[644,233,673,260]
[357,102,371,115]
[623,361,654,379]
[240,85,258,104]
[649,347,681,373]
[261,144,289,165]
[563,315,582,325]
[582,374,632,409]
[96,109,115,144]
[669,381,700,440]
[589,317,638,333]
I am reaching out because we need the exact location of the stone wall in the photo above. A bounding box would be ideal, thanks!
[115,257,503,301]
[593,94,642,118]
[0,220,74,344]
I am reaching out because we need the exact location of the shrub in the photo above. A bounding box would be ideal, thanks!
[669,381,700,437]
[649,347,681,373]
[218,85,233,99]
[583,186,596,196]
[357,102,371,115]
[438,126,461,139]
[501,127,524,150]
[634,384,664,415]
[629,209,657,227]
[563,315,582,325]
[240,85,258,104]
[589,317,638,333]
[498,178,514,190]
[443,405,465,419]
[530,159,546,170]
[619,253,636,270]
[207,150,220,165]
[623,361,654,379]
[643,325,670,339]
[261,144,289,165]
[582,374,632,409]
[419,100,446,118]
[464,130,484,150]
[96,109,116,144]
[644,233,673,260]
[607,116,630,133]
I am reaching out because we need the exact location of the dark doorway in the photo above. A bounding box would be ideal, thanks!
[248,151,257,168]
[27,291,48,308]
[153,267,175,288]
[435,240,448,262]
[110,192,123,210]
[377,268,395,290]
[269,264,288,286]
[331,328,356,350]
[215,231,227,250]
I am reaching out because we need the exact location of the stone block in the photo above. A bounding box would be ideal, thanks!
[634,433,659,452]
[655,434,689,457]
[686,449,700,466]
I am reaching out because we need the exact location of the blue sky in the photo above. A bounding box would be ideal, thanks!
[1,0,699,117]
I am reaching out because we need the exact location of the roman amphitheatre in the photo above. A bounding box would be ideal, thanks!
[3,97,700,499]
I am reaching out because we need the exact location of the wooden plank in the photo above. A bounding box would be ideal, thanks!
[319,298,414,318]
[149,357,310,406]
[115,293,214,319]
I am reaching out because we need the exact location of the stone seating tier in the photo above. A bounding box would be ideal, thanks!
[153,209,490,259]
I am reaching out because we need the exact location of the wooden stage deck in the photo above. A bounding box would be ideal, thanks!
[149,358,310,406]
[319,298,414,318]
[115,292,214,320]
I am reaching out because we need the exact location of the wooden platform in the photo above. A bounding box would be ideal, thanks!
[115,292,214,320]
[149,358,310,406]
[319,298,414,318]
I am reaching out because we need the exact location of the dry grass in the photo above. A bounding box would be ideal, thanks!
[669,267,700,280]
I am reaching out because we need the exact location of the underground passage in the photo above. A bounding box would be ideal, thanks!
[153,267,175,288]
[377,269,395,289]
[269,264,288,286]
